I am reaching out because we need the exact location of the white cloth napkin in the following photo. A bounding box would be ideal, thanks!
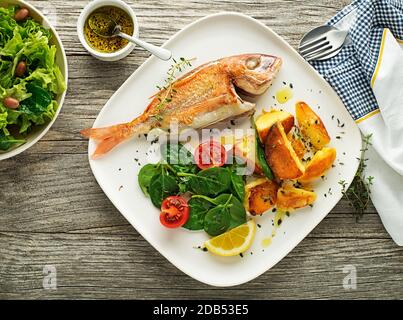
[311,0,403,245]
[361,28,403,245]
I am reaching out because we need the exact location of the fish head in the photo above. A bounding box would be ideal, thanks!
[226,54,282,96]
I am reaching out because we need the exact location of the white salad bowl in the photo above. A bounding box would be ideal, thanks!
[0,0,68,161]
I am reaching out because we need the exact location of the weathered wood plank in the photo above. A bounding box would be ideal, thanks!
[0,233,401,299]
[30,0,351,54]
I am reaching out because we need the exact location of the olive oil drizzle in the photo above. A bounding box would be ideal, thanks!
[275,86,293,104]
[261,209,287,248]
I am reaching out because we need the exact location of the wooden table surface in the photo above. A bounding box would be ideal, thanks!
[1,0,402,300]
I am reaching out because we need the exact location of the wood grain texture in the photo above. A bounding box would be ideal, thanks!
[0,0,402,300]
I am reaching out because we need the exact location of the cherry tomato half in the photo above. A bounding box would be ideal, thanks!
[160,196,190,229]
[194,140,227,170]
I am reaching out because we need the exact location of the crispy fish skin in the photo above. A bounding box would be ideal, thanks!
[81,54,282,159]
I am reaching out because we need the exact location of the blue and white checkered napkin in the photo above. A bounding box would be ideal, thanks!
[311,0,403,245]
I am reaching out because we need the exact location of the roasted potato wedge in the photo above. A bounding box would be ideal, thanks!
[295,101,330,150]
[233,135,262,175]
[255,110,294,142]
[299,147,336,183]
[265,123,305,180]
[245,178,279,215]
[277,186,317,211]
[287,131,306,159]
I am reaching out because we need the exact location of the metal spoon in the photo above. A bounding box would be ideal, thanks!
[88,13,172,61]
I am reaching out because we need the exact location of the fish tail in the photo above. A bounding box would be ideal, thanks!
[90,134,129,159]
[81,118,146,159]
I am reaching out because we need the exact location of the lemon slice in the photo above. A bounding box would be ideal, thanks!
[204,220,256,257]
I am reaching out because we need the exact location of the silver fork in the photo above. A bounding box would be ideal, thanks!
[299,26,348,62]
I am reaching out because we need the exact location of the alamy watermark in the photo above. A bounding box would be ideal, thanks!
[341,264,357,290]
[43,265,57,290]
[145,121,257,176]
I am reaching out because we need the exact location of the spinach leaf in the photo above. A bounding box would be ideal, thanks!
[161,142,198,194]
[228,165,245,202]
[160,142,195,172]
[178,178,192,194]
[175,163,198,194]
[184,167,231,196]
[149,168,179,208]
[138,163,160,196]
[191,194,246,233]
[214,194,247,229]
[252,119,274,180]
[183,197,213,231]
[256,143,273,180]
[204,195,233,236]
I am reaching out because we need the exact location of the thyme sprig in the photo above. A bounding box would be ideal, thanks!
[339,134,374,221]
[152,57,194,121]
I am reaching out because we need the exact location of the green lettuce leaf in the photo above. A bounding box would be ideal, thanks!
[0,5,65,150]
[0,131,25,151]
[0,108,8,133]
[7,83,55,133]
[0,7,17,47]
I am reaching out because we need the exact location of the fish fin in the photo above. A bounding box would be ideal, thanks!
[80,123,133,158]
[91,135,128,159]
[80,123,132,141]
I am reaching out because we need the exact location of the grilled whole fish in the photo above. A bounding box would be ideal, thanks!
[81,54,282,158]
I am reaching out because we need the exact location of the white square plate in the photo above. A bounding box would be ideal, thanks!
[88,13,361,287]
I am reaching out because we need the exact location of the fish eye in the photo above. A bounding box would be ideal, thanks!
[246,57,261,70]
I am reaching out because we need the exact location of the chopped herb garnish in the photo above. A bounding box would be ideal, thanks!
[152,57,194,120]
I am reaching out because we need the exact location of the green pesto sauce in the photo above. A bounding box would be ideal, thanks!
[84,6,134,53]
